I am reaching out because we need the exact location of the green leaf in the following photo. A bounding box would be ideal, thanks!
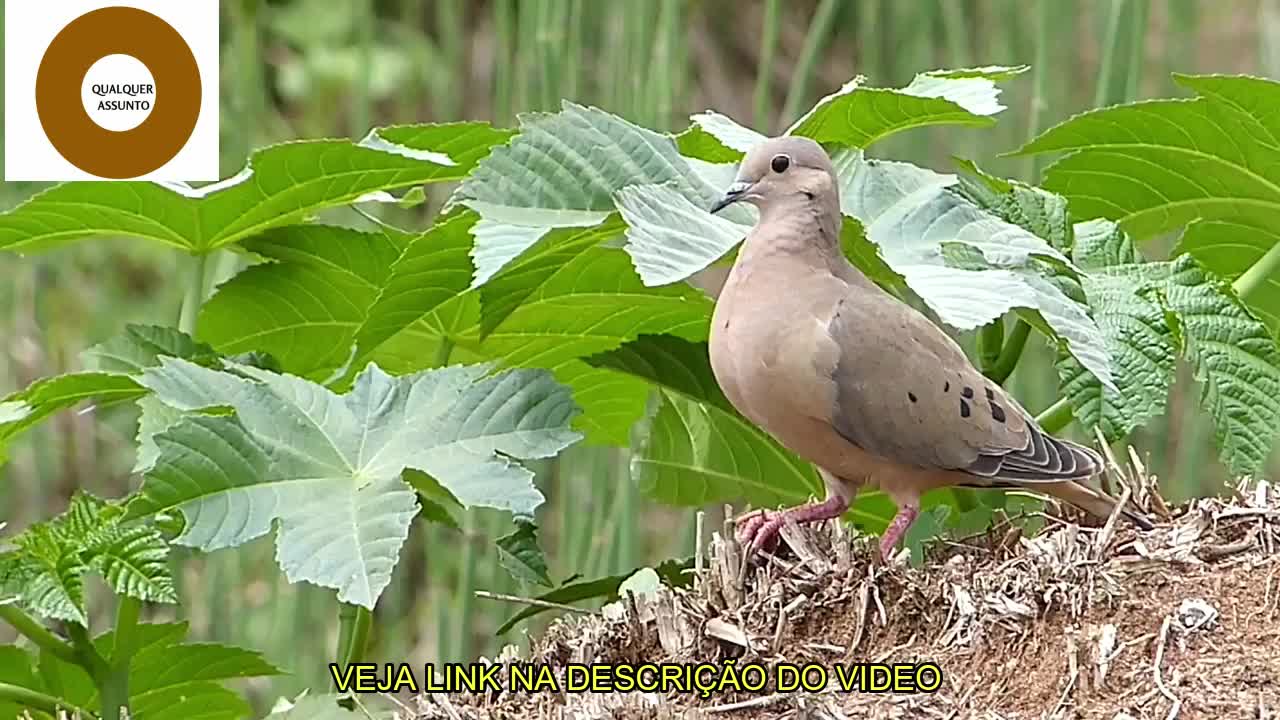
[11,523,88,625]
[790,66,1028,149]
[0,122,511,253]
[199,224,406,379]
[478,218,625,337]
[126,360,580,607]
[85,524,178,604]
[1056,220,1176,440]
[84,325,221,375]
[586,336,821,508]
[1013,74,1280,332]
[2,494,178,621]
[478,246,714,370]
[1158,255,1280,474]
[495,521,552,587]
[454,103,748,285]
[837,150,1114,391]
[0,373,144,449]
[493,556,693,636]
[352,211,477,363]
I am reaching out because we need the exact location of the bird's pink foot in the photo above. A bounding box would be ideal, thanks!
[877,504,920,561]
[735,495,850,556]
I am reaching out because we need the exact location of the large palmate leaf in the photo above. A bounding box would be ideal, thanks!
[0,122,510,253]
[452,102,754,285]
[1014,74,1280,332]
[836,151,1114,390]
[125,360,580,607]
[352,210,478,363]
[788,65,1030,147]
[0,493,176,624]
[626,67,1029,285]
[199,224,408,380]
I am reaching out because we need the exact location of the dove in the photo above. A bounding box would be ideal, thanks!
[706,136,1152,560]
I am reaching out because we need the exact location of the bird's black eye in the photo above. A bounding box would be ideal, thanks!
[770,154,791,173]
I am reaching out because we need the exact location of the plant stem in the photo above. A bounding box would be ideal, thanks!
[67,623,121,720]
[177,253,209,336]
[110,596,141,663]
[988,320,1032,384]
[435,337,456,368]
[352,0,374,135]
[1093,0,1128,109]
[779,0,841,127]
[1233,240,1280,302]
[0,605,78,664]
[754,0,781,131]
[1124,0,1150,102]
[0,683,87,716]
[336,604,373,666]
[1023,0,1052,181]
[978,320,1005,374]
[1035,397,1074,433]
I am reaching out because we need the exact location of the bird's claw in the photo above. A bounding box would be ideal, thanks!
[734,509,781,554]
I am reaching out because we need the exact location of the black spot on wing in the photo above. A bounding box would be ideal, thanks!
[959,399,970,418]
[908,392,918,403]
[985,387,995,402]
[990,402,1006,423]
[962,386,974,399]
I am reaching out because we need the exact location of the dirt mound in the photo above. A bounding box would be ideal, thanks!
[415,467,1280,720]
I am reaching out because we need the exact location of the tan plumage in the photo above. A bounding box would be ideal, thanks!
[707,136,1151,559]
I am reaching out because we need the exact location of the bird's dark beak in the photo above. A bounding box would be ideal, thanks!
[710,181,752,214]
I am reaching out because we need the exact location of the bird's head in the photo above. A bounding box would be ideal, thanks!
[710,136,838,215]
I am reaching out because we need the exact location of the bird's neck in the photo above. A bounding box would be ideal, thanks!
[738,197,874,289]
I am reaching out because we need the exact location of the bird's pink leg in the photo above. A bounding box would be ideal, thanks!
[878,503,920,560]
[736,494,849,554]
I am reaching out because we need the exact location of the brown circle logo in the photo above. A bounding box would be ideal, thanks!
[35,6,201,179]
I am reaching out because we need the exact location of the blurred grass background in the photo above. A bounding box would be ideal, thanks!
[1,0,1277,712]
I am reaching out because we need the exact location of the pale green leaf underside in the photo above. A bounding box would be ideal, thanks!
[0,122,510,253]
[455,102,750,284]
[126,360,580,607]
[837,150,1114,390]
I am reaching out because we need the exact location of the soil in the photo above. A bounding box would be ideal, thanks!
[411,469,1280,720]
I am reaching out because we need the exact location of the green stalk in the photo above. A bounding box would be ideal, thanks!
[754,0,782,130]
[67,623,119,720]
[978,320,1005,374]
[352,0,374,135]
[1035,397,1073,433]
[938,0,971,69]
[0,605,79,664]
[177,253,209,336]
[0,683,87,716]
[1023,0,1052,181]
[493,0,516,123]
[1093,0,1128,109]
[1123,0,1150,102]
[335,604,372,666]
[453,510,479,661]
[779,0,841,127]
[1233,241,1280,302]
[110,596,141,664]
[988,320,1032,384]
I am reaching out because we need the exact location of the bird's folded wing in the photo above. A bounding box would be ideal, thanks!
[822,293,1097,483]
